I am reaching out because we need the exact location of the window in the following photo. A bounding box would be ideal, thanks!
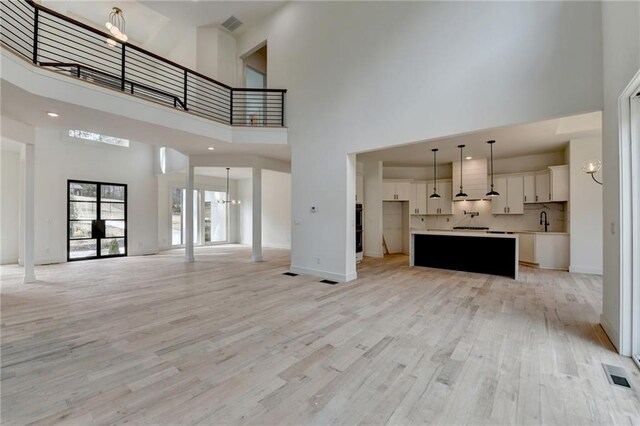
[68,129,129,147]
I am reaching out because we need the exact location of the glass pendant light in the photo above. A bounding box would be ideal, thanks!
[105,7,128,44]
[429,148,441,199]
[216,168,242,205]
[455,144,468,199]
[485,140,500,197]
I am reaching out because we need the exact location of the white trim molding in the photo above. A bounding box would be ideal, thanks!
[615,68,640,357]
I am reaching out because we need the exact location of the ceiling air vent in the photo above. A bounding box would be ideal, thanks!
[221,16,243,32]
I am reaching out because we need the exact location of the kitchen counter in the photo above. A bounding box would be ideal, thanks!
[516,230,569,235]
[410,229,519,279]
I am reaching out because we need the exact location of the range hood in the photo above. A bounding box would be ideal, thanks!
[452,158,488,200]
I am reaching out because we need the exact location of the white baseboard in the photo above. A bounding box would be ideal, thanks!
[263,243,291,250]
[289,265,357,282]
[570,265,603,275]
[600,314,621,353]
[364,251,384,258]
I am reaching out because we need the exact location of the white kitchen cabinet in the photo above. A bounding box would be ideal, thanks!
[519,233,536,264]
[356,173,364,203]
[382,180,410,201]
[409,182,427,215]
[426,180,452,215]
[535,172,550,203]
[523,175,536,204]
[491,176,523,214]
[518,232,569,270]
[549,165,569,202]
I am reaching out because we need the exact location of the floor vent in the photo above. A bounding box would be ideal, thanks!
[283,272,298,277]
[602,363,632,389]
[320,279,338,285]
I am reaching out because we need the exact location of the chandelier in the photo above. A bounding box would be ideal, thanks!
[105,7,128,45]
[216,168,241,205]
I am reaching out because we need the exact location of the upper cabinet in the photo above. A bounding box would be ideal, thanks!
[409,182,427,215]
[549,165,569,202]
[426,180,452,215]
[523,175,536,204]
[383,180,410,201]
[535,172,551,203]
[356,173,364,203]
[452,159,487,200]
[491,175,524,214]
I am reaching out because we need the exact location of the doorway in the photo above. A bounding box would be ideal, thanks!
[631,89,640,367]
[171,188,228,247]
[67,180,127,261]
[243,44,267,125]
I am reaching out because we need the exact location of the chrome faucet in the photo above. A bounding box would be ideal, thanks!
[540,211,549,232]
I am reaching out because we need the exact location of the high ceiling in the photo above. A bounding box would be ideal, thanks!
[357,111,602,166]
[40,1,285,59]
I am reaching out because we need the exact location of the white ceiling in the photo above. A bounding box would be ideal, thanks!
[40,0,285,59]
[141,1,286,36]
[357,111,602,166]
[195,167,252,179]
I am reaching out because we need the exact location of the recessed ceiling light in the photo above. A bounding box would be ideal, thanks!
[208,147,215,151]
[47,112,59,117]
[466,156,472,160]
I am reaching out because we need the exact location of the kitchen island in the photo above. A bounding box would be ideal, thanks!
[410,229,519,279]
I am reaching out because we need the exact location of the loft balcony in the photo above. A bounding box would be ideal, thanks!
[0,0,287,129]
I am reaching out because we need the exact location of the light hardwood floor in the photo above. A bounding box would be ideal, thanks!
[1,246,639,425]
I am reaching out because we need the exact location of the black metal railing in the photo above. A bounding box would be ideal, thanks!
[0,0,287,127]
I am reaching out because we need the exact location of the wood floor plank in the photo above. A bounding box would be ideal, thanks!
[1,246,639,425]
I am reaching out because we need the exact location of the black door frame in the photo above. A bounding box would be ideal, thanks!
[67,179,128,261]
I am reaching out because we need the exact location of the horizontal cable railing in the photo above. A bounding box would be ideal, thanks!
[0,0,286,127]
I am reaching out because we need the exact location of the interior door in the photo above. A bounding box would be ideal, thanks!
[68,180,127,261]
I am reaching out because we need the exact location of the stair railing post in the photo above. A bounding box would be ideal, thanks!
[120,44,126,91]
[32,8,39,64]
[230,89,234,125]
[183,69,188,110]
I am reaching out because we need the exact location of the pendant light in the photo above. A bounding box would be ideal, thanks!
[216,168,241,205]
[105,7,128,46]
[485,140,500,197]
[455,144,468,199]
[429,148,441,199]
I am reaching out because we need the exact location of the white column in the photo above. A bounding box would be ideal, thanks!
[185,162,195,263]
[23,143,35,283]
[252,167,262,262]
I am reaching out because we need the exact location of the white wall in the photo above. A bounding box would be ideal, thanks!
[196,27,237,86]
[238,171,292,249]
[157,172,240,250]
[1,148,21,264]
[601,1,640,353]
[262,170,291,249]
[33,128,158,264]
[568,137,603,275]
[238,1,603,281]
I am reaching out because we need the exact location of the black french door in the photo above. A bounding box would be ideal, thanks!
[67,180,127,261]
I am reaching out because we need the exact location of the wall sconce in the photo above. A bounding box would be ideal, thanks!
[582,160,602,185]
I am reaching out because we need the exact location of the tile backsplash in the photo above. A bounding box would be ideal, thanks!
[410,200,567,232]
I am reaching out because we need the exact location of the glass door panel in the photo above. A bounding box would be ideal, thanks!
[171,187,183,246]
[204,190,227,243]
[68,180,127,261]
